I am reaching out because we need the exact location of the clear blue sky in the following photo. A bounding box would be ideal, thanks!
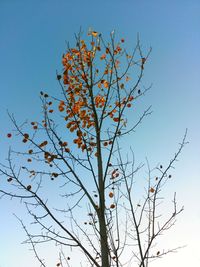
[0,1,200,266]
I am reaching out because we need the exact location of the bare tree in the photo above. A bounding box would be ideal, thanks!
[0,29,187,267]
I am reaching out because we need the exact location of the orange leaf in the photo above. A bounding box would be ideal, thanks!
[149,187,155,193]
[103,80,109,88]
[106,47,109,54]
[91,31,98,37]
[100,54,106,60]
[129,96,134,101]
[23,133,29,139]
[81,144,86,151]
[39,141,48,148]
[59,105,65,112]
[61,141,68,147]
[98,82,102,89]
[113,117,119,122]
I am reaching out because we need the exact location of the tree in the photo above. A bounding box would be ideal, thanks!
[0,30,187,267]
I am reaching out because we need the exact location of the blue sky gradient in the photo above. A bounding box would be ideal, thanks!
[0,1,200,266]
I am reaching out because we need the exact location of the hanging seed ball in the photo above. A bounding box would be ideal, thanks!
[109,192,114,198]
[27,185,32,191]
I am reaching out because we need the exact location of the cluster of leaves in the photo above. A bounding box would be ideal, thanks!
[55,31,144,154]
[7,31,148,165]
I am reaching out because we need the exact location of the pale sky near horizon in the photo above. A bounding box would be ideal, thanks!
[0,0,200,266]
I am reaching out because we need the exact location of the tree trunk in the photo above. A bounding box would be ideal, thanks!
[99,211,110,267]
[96,129,110,267]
